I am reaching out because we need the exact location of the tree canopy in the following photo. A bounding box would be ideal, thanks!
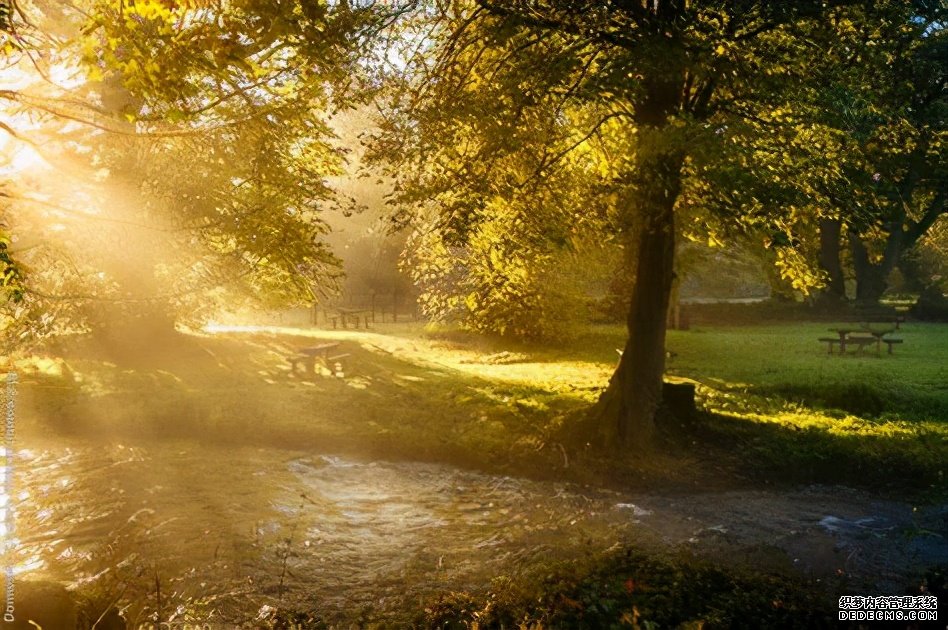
[366,0,946,446]
[0,0,384,346]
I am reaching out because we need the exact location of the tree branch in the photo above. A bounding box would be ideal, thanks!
[906,189,947,247]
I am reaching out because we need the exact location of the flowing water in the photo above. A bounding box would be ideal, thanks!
[4,440,947,625]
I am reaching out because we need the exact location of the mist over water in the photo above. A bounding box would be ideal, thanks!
[8,441,630,622]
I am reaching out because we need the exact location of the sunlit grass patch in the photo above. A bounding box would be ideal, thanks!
[695,380,947,439]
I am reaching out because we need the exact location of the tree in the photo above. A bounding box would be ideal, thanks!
[0,0,36,346]
[369,0,887,449]
[907,218,948,318]
[0,230,22,302]
[807,4,947,304]
[0,0,380,346]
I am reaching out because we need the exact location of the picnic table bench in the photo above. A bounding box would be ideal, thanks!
[820,325,904,355]
[288,342,350,376]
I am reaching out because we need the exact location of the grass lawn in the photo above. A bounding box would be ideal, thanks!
[386,320,948,496]
[665,322,948,496]
[411,319,948,423]
[461,320,948,422]
[667,322,948,423]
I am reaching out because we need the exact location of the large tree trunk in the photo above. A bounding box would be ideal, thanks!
[849,231,898,305]
[593,151,681,448]
[818,218,846,300]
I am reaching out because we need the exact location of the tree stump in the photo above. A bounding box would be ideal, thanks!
[661,381,696,421]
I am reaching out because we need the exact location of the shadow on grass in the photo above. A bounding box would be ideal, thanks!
[755,381,948,423]
[403,323,625,366]
[18,330,583,479]
[672,410,948,499]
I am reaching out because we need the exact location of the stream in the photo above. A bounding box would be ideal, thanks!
[4,440,946,625]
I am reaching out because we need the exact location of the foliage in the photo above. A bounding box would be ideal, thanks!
[0,229,22,303]
[367,1,947,335]
[368,1,860,303]
[0,0,387,341]
[418,549,833,629]
[79,0,367,122]
[0,223,31,352]
[368,4,648,338]
[906,209,948,309]
[921,217,948,286]
[405,200,618,340]
[797,3,947,301]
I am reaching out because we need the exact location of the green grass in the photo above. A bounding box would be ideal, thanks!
[415,320,948,427]
[666,322,948,423]
[662,323,948,494]
[388,321,948,495]
[469,320,948,424]
[416,548,840,630]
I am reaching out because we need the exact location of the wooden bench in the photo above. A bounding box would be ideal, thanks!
[818,337,842,354]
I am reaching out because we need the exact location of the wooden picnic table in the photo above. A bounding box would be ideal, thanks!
[820,325,903,355]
